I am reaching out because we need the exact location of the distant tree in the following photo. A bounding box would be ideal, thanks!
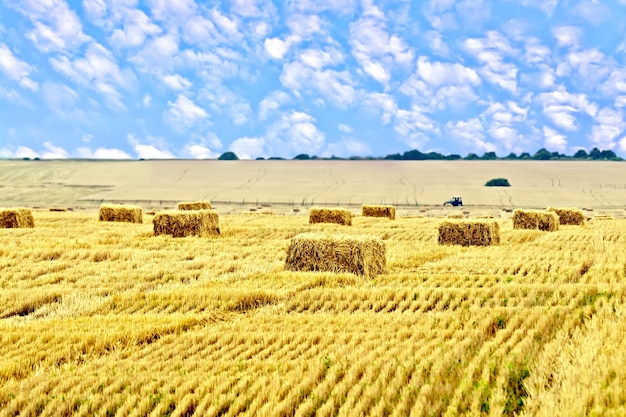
[255,157,265,160]
[481,151,498,160]
[532,148,552,160]
[445,154,462,160]
[384,153,403,160]
[505,152,518,160]
[218,151,239,160]
[601,149,617,160]
[485,178,511,187]
[268,157,285,160]
[403,150,426,160]
[589,147,602,160]
[293,153,310,160]
[573,149,588,159]
[465,153,480,160]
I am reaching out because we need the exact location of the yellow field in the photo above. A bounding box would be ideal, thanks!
[1,210,625,416]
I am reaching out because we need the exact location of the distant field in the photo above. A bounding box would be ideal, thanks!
[1,160,625,214]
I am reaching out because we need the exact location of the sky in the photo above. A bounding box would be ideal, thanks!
[1,0,626,160]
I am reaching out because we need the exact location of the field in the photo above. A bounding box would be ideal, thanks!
[1,209,626,416]
[1,160,626,416]
[1,160,626,213]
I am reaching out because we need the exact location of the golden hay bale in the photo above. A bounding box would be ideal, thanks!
[177,200,212,211]
[285,233,386,277]
[309,207,352,226]
[0,208,34,228]
[512,209,559,232]
[362,204,396,220]
[98,204,143,223]
[153,210,220,237]
[438,220,500,246]
[547,207,586,225]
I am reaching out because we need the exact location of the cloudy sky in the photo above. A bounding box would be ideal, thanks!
[1,0,626,160]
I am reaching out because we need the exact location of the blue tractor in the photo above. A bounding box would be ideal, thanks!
[443,196,463,207]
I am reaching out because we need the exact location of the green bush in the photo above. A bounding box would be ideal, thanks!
[485,178,510,187]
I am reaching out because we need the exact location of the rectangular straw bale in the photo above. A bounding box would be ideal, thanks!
[0,208,34,228]
[309,207,352,226]
[177,200,212,211]
[513,209,559,231]
[547,207,586,225]
[362,204,396,220]
[438,220,500,246]
[98,204,143,223]
[285,233,385,277]
[153,209,220,237]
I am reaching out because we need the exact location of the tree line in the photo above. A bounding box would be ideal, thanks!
[218,147,622,161]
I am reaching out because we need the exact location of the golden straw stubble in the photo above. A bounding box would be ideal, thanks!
[285,233,386,277]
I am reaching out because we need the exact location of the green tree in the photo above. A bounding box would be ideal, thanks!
[218,151,239,160]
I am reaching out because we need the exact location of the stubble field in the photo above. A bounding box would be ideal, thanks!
[1,160,626,416]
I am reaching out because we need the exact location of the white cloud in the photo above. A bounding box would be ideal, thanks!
[363,92,398,125]
[41,82,79,116]
[538,89,598,131]
[543,126,568,152]
[182,144,219,159]
[338,124,354,133]
[230,136,266,159]
[259,90,291,120]
[552,26,583,49]
[299,48,344,70]
[111,7,161,48]
[349,10,413,86]
[50,42,135,109]
[280,61,356,108]
[142,93,152,107]
[162,74,192,91]
[264,37,291,60]
[462,31,519,93]
[201,86,251,126]
[13,146,39,159]
[425,31,450,57]
[130,32,180,73]
[147,0,196,22]
[0,44,38,91]
[268,111,326,156]
[321,138,371,158]
[394,105,439,149]
[77,147,132,159]
[571,0,609,25]
[590,108,625,150]
[40,142,68,159]
[286,14,325,39]
[416,56,481,87]
[518,0,559,16]
[128,134,175,159]
[287,0,356,14]
[446,118,496,154]
[165,95,209,131]
[11,0,90,52]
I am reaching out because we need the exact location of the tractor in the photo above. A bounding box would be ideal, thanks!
[443,196,463,207]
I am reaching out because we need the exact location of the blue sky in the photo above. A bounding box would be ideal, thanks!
[1,0,626,160]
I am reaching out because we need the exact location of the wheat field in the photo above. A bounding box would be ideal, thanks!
[1,209,625,416]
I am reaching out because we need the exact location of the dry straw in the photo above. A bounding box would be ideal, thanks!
[153,209,220,237]
[362,204,396,220]
[547,207,586,226]
[49,207,67,212]
[438,220,500,246]
[512,209,559,231]
[0,208,34,228]
[309,207,352,226]
[446,213,464,219]
[285,233,386,277]
[98,204,143,223]
[177,201,212,211]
